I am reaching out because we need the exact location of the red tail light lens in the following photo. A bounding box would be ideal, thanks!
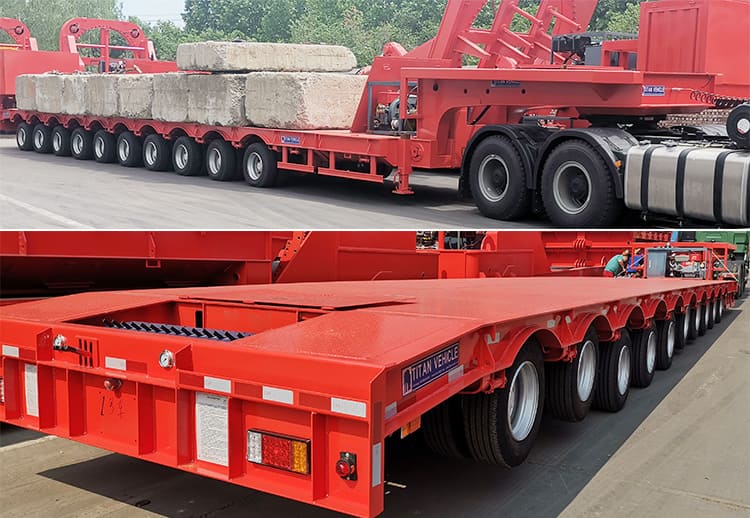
[247,430,310,475]
[335,452,357,480]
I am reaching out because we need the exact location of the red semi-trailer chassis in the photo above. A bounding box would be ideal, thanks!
[0,277,736,516]
[10,0,750,227]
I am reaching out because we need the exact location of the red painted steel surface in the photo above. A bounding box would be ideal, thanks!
[0,276,736,516]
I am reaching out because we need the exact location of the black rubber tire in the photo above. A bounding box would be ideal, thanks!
[726,103,750,149]
[32,124,53,154]
[422,396,470,459]
[545,328,598,422]
[172,136,204,176]
[697,303,708,336]
[655,319,675,371]
[206,139,238,181]
[630,324,656,388]
[243,142,279,187]
[468,135,531,221]
[687,306,698,341]
[51,126,71,157]
[462,339,544,467]
[93,130,116,163]
[715,297,723,324]
[142,134,172,171]
[71,128,94,160]
[706,300,715,329]
[540,140,621,228]
[674,310,688,350]
[592,330,631,412]
[116,132,143,167]
[16,122,34,151]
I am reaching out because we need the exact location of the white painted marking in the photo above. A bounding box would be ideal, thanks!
[384,402,398,420]
[372,442,382,487]
[24,364,39,417]
[104,356,127,371]
[262,386,293,405]
[2,344,19,358]
[448,365,464,383]
[204,376,231,393]
[0,193,93,229]
[331,397,367,418]
[195,392,229,467]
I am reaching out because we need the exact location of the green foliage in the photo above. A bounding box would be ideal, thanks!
[605,2,641,33]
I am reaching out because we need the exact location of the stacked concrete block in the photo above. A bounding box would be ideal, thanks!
[187,73,247,126]
[245,72,366,130]
[152,73,190,122]
[61,75,87,115]
[84,75,118,117]
[177,42,357,73]
[35,74,65,114]
[15,75,37,111]
[116,75,153,119]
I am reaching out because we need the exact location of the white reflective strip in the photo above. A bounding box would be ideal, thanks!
[384,402,398,420]
[372,442,382,487]
[204,376,231,393]
[247,430,262,463]
[331,397,367,418]
[24,364,39,417]
[2,345,19,358]
[104,356,127,371]
[448,365,464,383]
[262,386,293,405]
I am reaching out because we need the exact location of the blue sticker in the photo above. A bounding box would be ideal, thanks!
[281,135,301,145]
[642,85,666,97]
[491,80,521,88]
[402,343,460,396]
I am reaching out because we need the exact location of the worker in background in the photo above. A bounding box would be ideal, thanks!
[628,248,645,277]
[603,249,631,277]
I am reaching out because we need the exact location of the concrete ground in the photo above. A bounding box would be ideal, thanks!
[1,299,747,517]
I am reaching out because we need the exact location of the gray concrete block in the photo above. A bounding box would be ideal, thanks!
[245,73,366,130]
[15,75,37,111]
[35,74,64,114]
[116,75,153,119]
[187,73,247,127]
[60,75,87,115]
[84,75,118,117]
[177,42,357,73]
[152,73,190,122]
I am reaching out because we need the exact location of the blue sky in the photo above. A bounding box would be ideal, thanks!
[121,0,186,25]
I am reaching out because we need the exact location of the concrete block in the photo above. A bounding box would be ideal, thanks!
[35,74,64,114]
[84,75,118,117]
[152,73,190,122]
[245,73,366,130]
[116,75,153,119]
[15,75,37,111]
[60,75,87,115]
[187,73,247,127]
[177,42,357,73]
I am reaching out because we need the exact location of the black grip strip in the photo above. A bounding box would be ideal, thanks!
[640,146,661,211]
[712,151,740,223]
[675,148,697,219]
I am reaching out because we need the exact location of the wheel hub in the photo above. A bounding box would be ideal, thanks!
[209,148,222,174]
[73,134,83,155]
[666,321,675,358]
[646,330,656,373]
[119,139,130,161]
[247,152,264,180]
[552,161,592,215]
[145,142,158,165]
[34,129,44,148]
[175,145,189,170]
[617,345,630,396]
[576,340,596,402]
[95,137,105,158]
[478,154,509,202]
[17,127,26,146]
[507,360,539,442]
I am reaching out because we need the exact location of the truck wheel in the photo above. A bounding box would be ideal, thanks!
[143,134,171,171]
[655,319,675,370]
[468,136,531,220]
[630,325,656,388]
[546,328,598,422]
[592,330,631,412]
[423,396,470,459]
[32,124,53,154]
[674,310,688,350]
[462,339,544,467]
[243,142,278,187]
[117,132,143,168]
[698,303,708,336]
[52,126,71,157]
[172,136,204,176]
[71,128,93,160]
[93,130,116,163]
[16,122,34,151]
[541,140,620,228]
[206,139,237,181]
[687,306,698,340]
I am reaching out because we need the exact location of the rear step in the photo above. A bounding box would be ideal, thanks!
[103,320,251,341]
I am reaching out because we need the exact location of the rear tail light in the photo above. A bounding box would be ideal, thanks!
[335,452,357,480]
[247,430,310,475]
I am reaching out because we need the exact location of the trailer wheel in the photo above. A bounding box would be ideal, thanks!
[206,139,238,182]
[655,319,675,371]
[143,135,172,171]
[32,124,53,154]
[546,328,598,422]
[51,126,71,157]
[687,306,699,340]
[172,136,204,176]
[592,330,631,412]
[630,325,656,388]
[423,396,470,459]
[468,136,531,220]
[117,132,143,168]
[706,300,715,329]
[698,303,708,336]
[462,339,544,467]
[674,310,688,350]
[715,297,724,323]
[541,140,620,228]
[16,122,34,151]
[71,128,93,160]
[243,142,278,187]
[93,130,116,163]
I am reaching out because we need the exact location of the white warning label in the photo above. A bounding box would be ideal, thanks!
[195,392,229,467]
[24,364,39,417]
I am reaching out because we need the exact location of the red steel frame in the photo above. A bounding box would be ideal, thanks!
[0,277,736,517]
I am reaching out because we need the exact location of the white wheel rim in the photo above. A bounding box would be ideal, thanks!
[175,144,189,170]
[666,321,675,358]
[507,360,539,442]
[247,151,263,181]
[208,147,222,174]
[617,345,630,395]
[145,141,158,165]
[73,134,83,155]
[95,136,105,158]
[683,310,689,338]
[576,339,596,402]
[553,161,592,215]
[17,126,27,146]
[719,299,724,317]
[34,129,44,148]
[694,306,700,330]
[53,132,62,151]
[478,154,510,202]
[703,304,709,327]
[118,138,130,162]
[646,330,656,374]
[713,301,718,320]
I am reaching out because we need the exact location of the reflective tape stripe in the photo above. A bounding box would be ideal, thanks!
[262,386,294,405]
[372,443,382,487]
[448,365,464,383]
[104,356,127,371]
[2,345,19,358]
[203,376,231,393]
[384,402,398,420]
[331,397,367,418]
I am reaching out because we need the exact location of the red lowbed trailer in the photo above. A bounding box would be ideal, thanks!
[0,254,738,516]
[9,0,750,227]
